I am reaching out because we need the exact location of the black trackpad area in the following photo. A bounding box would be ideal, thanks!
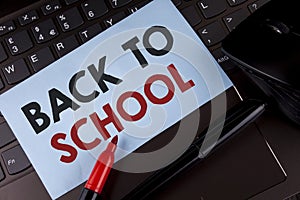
[146,123,286,199]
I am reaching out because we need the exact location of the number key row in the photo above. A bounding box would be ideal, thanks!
[5,30,33,56]
[32,19,59,43]
[0,0,150,89]
[1,0,149,57]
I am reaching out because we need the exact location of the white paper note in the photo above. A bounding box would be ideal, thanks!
[0,0,233,199]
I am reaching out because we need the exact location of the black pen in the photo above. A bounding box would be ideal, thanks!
[123,100,265,199]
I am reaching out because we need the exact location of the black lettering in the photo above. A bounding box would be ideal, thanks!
[21,102,51,134]
[143,26,173,56]
[122,36,148,68]
[69,70,100,103]
[49,88,80,123]
[88,56,122,93]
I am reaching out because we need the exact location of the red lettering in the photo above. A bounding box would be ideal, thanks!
[117,91,147,121]
[71,118,101,150]
[90,103,124,140]
[51,133,78,163]
[144,74,174,104]
[167,64,195,92]
[50,63,195,164]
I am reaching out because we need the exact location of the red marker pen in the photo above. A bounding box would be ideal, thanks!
[79,135,118,200]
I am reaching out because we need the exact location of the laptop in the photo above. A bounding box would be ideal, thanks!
[0,0,297,199]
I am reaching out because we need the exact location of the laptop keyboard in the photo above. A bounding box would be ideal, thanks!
[0,0,270,189]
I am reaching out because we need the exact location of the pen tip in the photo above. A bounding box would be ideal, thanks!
[111,135,118,145]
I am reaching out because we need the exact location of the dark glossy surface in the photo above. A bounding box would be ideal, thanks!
[222,0,300,90]
[222,0,300,124]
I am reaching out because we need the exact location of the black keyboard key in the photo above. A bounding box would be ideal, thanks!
[32,19,59,43]
[18,10,39,26]
[223,9,250,31]
[227,0,247,6]
[0,21,15,36]
[0,166,4,181]
[128,0,150,14]
[248,0,270,13]
[0,122,16,148]
[41,0,62,15]
[0,78,3,90]
[108,0,132,8]
[198,21,227,46]
[181,6,202,26]
[5,30,33,56]
[197,0,227,19]
[81,0,109,20]
[28,47,55,72]
[212,48,235,71]
[2,145,31,175]
[172,0,182,6]
[104,11,127,28]
[57,7,84,32]
[2,59,31,84]
[79,23,102,43]
[65,0,80,5]
[0,43,7,63]
[54,35,80,57]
